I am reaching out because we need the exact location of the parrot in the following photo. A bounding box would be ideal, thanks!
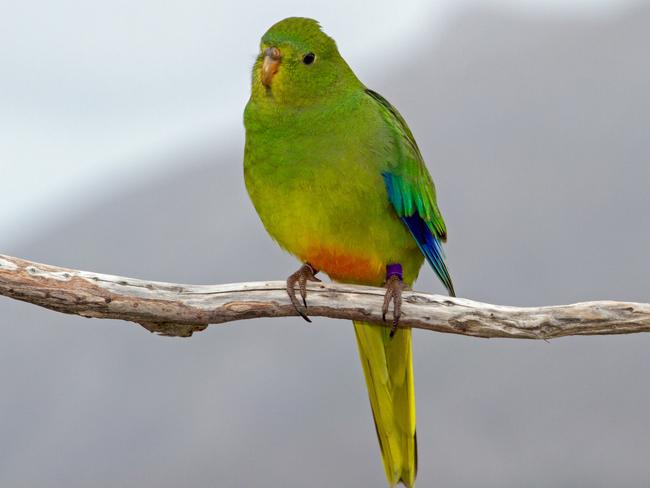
[243,17,454,487]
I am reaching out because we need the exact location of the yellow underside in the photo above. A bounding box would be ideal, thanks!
[354,321,417,488]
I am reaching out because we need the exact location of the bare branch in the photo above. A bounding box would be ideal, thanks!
[1,254,648,339]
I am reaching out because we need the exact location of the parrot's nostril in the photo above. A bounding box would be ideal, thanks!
[264,46,281,60]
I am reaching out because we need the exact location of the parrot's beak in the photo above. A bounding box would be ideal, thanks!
[261,47,281,87]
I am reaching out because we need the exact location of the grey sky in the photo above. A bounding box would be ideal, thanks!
[0,0,640,245]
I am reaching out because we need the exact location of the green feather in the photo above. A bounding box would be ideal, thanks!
[367,90,448,241]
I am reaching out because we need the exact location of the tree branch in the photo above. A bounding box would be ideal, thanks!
[1,254,648,339]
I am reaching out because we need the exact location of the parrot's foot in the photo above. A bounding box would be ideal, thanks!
[382,264,406,338]
[286,263,321,323]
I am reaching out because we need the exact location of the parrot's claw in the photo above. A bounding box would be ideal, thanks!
[286,263,321,323]
[382,274,405,338]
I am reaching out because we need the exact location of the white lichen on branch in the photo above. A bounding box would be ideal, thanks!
[0,254,648,338]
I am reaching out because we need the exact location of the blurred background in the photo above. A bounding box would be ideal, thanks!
[1,0,649,486]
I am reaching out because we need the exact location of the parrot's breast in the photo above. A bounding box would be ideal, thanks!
[243,95,424,285]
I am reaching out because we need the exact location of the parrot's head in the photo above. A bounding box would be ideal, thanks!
[250,17,361,106]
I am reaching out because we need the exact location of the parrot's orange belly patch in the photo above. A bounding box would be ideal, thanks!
[303,247,384,284]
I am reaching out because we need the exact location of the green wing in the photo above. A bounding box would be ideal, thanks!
[366,89,454,295]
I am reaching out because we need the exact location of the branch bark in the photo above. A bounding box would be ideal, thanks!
[1,254,648,339]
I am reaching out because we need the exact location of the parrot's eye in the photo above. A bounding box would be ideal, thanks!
[302,52,316,65]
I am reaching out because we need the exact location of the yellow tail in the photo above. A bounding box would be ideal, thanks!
[354,321,417,487]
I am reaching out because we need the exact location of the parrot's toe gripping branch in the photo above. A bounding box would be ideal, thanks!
[382,264,405,338]
[286,263,321,323]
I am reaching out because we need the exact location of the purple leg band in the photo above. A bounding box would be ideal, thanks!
[386,263,403,280]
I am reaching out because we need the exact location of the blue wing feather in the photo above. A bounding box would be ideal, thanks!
[384,172,455,296]
[368,88,455,296]
[401,215,455,296]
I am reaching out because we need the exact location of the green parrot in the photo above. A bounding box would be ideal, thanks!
[243,17,454,487]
